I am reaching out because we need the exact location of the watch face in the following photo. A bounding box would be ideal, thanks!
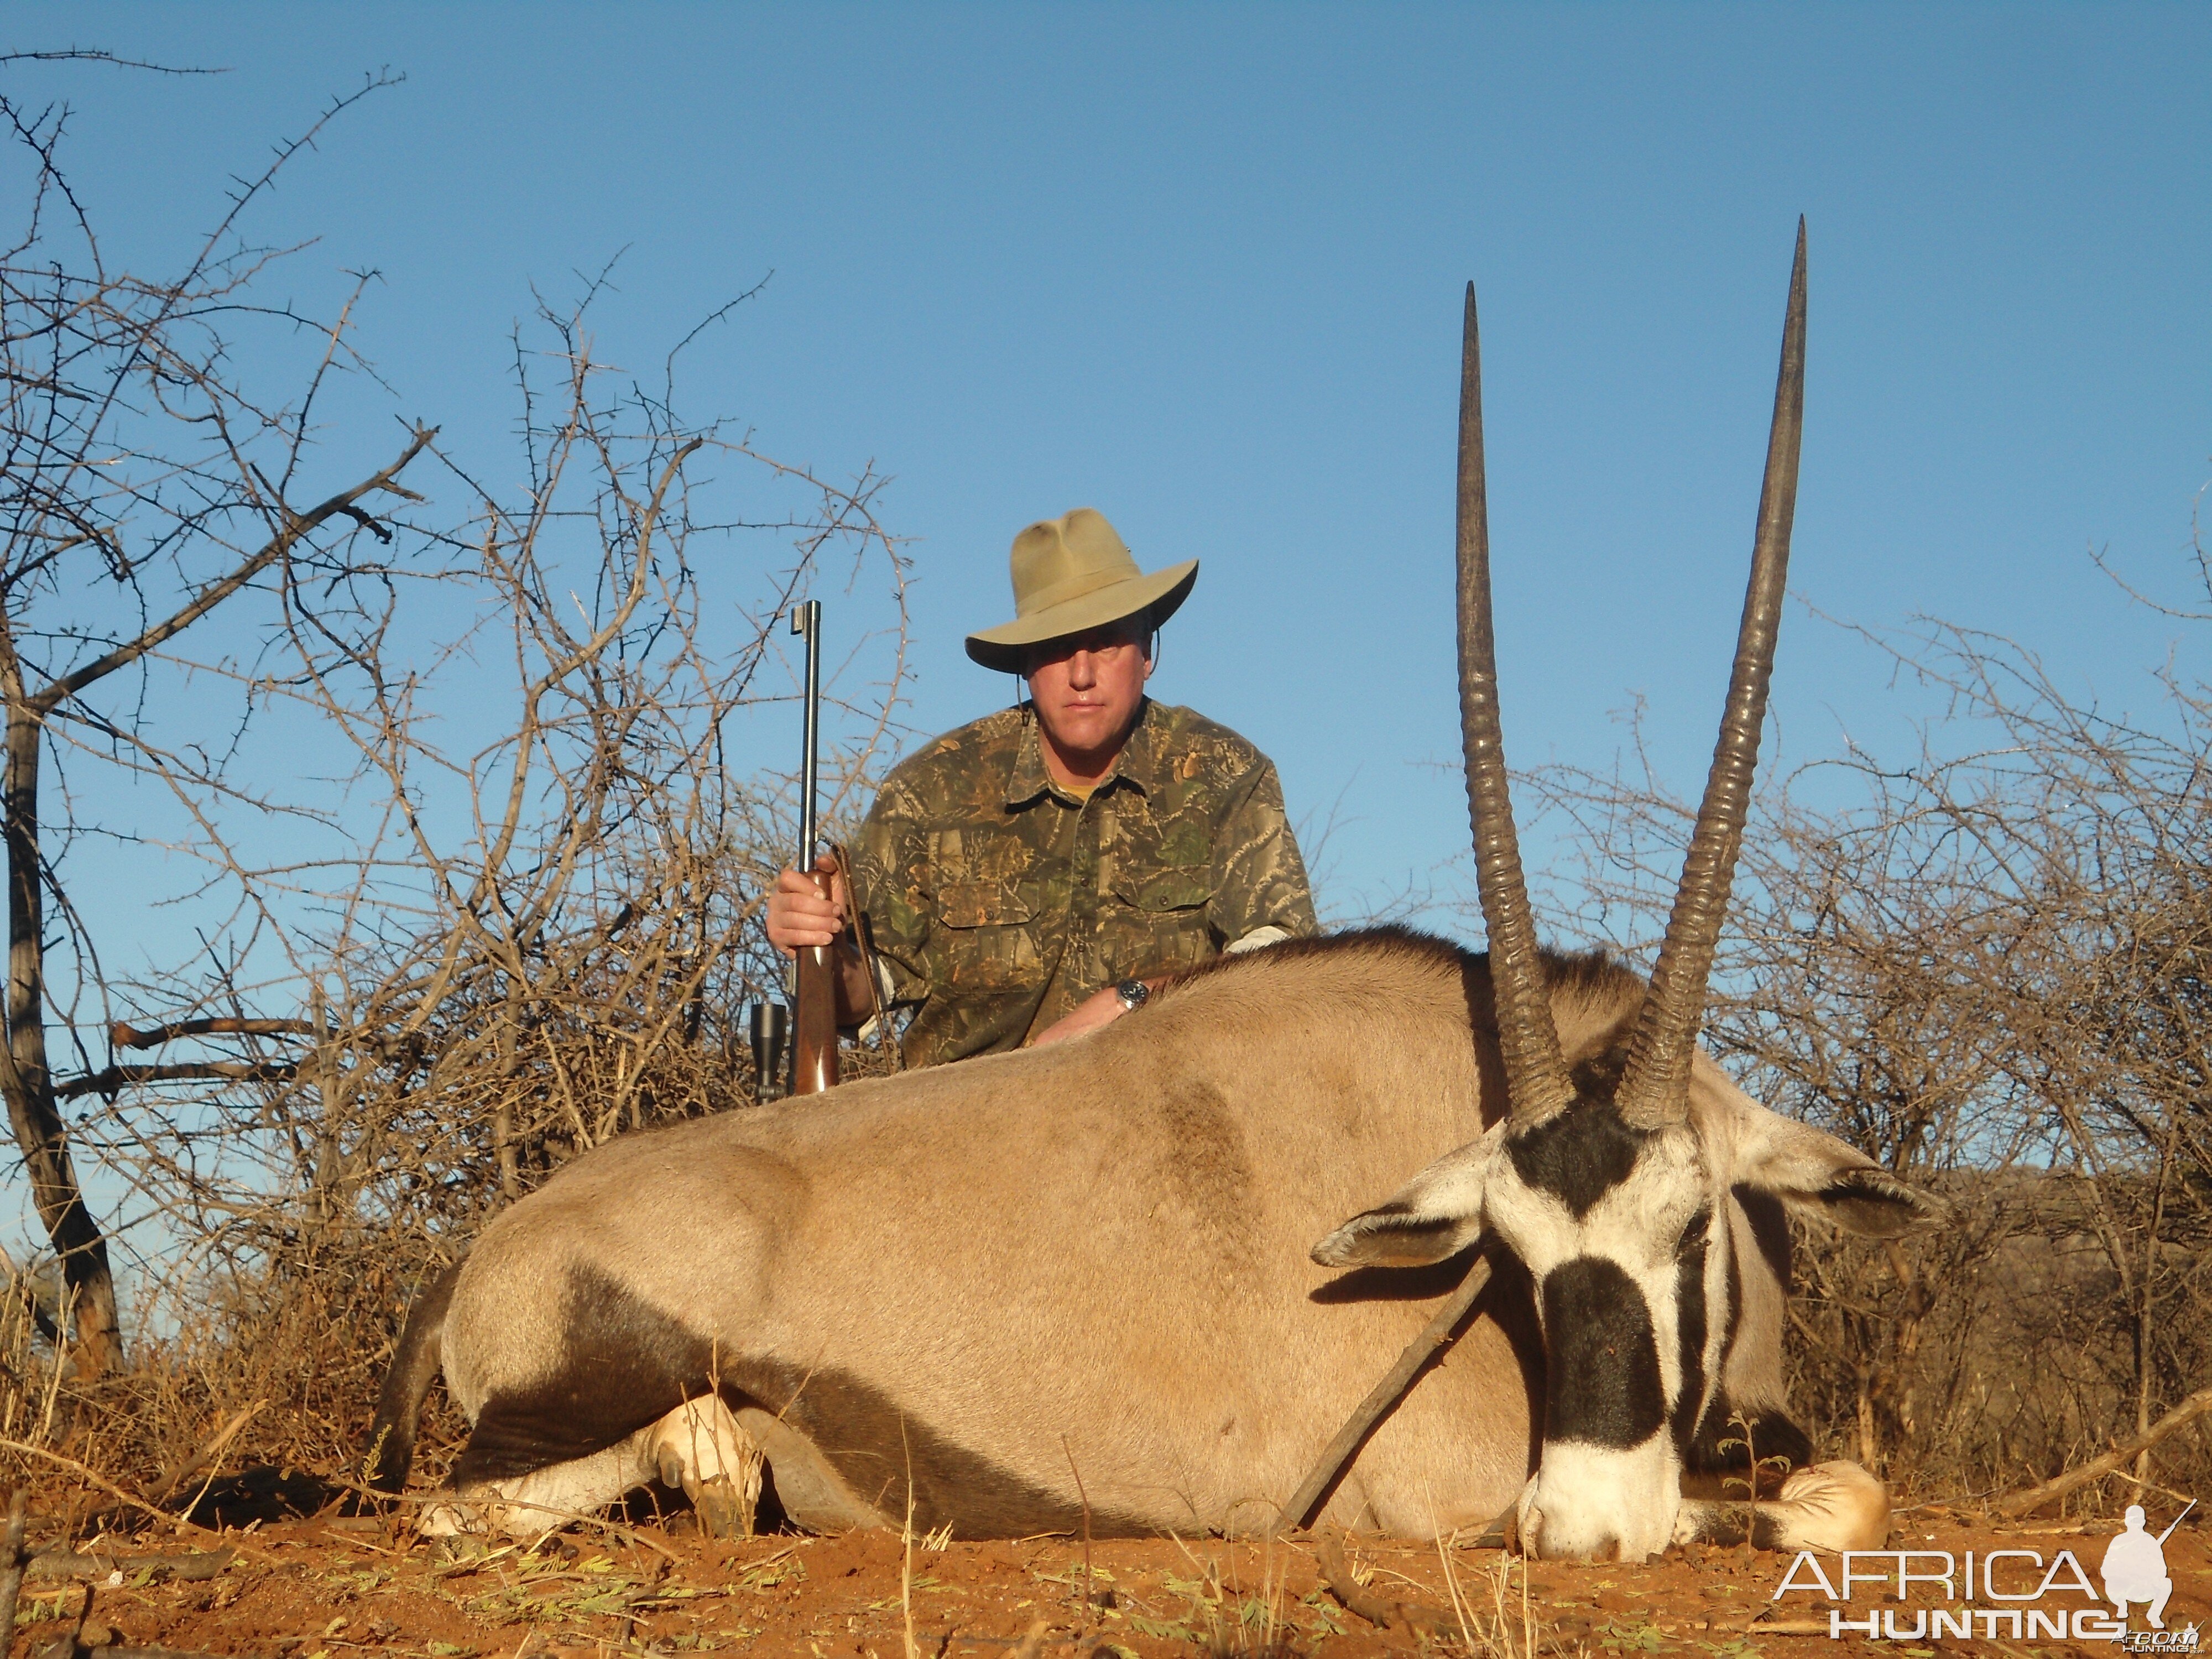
[1117,978,1149,1008]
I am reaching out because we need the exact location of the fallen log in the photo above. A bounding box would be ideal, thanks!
[1994,1381,2212,1518]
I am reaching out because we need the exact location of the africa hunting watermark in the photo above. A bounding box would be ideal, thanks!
[1770,1500,2197,1646]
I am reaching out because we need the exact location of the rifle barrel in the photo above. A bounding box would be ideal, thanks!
[2156,1498,2195,1545]
[793,600,822,863]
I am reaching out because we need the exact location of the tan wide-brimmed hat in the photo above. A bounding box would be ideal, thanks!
[964,508,1198,673]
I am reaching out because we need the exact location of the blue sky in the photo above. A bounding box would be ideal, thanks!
[8,2,2211,937]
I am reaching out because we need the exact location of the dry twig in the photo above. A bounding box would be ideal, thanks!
[1312,1526,1458,1634]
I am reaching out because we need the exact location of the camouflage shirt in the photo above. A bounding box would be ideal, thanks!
[850,698,1318,1068]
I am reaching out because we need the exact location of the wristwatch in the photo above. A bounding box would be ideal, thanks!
[1114,978,1151,1012]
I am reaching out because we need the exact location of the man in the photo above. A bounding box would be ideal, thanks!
[765,506,1317,1067]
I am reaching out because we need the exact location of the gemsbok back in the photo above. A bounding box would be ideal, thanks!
[369,223,1944,1561]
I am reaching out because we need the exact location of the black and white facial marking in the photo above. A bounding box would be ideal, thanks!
[1494,1095,1730,1561]
[1313,1067,1943,1561]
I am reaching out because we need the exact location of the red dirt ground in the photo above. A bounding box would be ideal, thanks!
[7,1510,2203,1658]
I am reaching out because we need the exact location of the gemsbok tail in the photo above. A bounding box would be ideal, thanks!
[364,1260,462,1493]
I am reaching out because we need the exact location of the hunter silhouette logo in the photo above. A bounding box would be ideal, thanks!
[2103,1503,2185,1631]
[1771,1497,2198,1645]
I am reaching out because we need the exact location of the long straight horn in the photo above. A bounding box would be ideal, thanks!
[1456,281,1571,1124]
[1616,221,1807,1127]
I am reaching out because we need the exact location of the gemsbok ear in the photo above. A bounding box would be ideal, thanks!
[1311,1138,1491,1268]
[1737,1113,1949,1238]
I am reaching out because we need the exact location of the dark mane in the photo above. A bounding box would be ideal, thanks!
[1170,925,1646,1013]
[1535,943,1647,1003]
[1167,923,1474,988]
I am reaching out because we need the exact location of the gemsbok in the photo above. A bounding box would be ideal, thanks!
[369,223,1944,1560]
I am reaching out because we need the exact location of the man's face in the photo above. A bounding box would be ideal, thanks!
[1024,620,1154,765]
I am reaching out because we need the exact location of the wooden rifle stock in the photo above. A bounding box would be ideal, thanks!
[791,859,841,1095]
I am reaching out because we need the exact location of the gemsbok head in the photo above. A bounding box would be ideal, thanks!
[1314,225,1942,1560]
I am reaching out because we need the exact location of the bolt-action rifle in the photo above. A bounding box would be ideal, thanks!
[749,601,895,1101]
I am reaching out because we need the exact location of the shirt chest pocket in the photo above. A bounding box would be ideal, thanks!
[1114,867,1213,914]
[927,837,1041,993]
[937,878,1035,930]
[1110,863,1216,971]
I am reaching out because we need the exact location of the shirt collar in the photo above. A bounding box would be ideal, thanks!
[1005,698,1160,808]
